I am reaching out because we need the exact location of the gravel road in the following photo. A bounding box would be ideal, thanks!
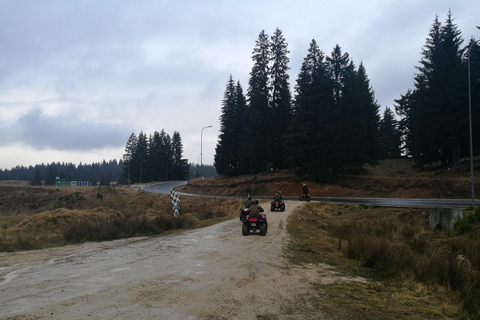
[0,200,336,320]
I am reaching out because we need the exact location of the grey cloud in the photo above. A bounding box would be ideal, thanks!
[15,108,133,151]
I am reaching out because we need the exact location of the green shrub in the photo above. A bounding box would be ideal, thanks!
[454,207,480,235]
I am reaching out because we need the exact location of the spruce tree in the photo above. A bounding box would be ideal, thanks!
[327,46,357,173]
[402,12,465,166]
[234,81,249,174]
[45,165,57,186]
[122,133,137,184]
[379,107,402,159]
[247,30,271,172]
[286,39,334,176]
[161,130,173,181]
[269,28,292,169]
[148,131,163,182]
[215,77,249,176]
[129,131,148,183]
[348,62,380,167]
[172,131,188,180]
[30,167,42,186]
[215,76,238,176]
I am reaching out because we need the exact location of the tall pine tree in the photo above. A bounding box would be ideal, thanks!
[122,133,137,184]
[247,30,272,172]
[379,107,402,159]
[215,76,239,176]
[172,131,189,180]
[286,39,334,176]
[269,28,292,169]
[400,12,465,166]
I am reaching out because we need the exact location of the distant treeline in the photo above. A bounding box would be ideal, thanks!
[1,128,220,185]
[0,160,123,186]
[188,163,218,179]
[0,160,217,185]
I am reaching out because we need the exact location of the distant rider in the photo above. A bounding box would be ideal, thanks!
[302,184,309,194]
[274,191,283,202]
[244,195,253,208]
[246,200,264,218]
[240,195,254,221]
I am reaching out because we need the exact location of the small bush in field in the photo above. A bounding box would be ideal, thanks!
[454,207,480,235]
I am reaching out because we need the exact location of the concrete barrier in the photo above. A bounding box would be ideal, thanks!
[429,207,464,231]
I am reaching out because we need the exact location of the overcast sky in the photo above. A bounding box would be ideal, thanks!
[1,0,479,171]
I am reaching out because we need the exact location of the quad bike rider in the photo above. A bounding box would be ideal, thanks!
[242,200,268,236]
[300,184,311,201]
[270,191,285,211]
[239,195,253,221]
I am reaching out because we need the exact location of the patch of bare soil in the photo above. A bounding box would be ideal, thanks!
[0,200,364,319]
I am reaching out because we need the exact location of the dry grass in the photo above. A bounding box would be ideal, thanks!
[0,185,242,251]
[286,202,480,319]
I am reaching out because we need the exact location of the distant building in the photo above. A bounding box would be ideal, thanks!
[55,177,91,187]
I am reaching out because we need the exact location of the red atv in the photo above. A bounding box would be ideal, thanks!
[241,213,268,236]
[299,193,311,201]
[270,200,285,212]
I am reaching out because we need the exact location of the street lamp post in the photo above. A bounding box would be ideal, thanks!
[468,39,479,207]
[201,125,212,196]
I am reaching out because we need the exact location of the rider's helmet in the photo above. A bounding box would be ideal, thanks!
[303,184,306,186]
[277,191,281,194]
[253,199,258,204]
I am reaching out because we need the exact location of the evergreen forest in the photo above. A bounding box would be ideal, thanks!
[119,130,189,184]
[0,129,218,184]
[0,160,123,186]
[214,13,480,178]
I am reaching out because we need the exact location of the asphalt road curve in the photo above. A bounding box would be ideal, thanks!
[144,181,475,208]
[142,181,187,194]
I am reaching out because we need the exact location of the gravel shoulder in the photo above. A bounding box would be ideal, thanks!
[0,200,337,320]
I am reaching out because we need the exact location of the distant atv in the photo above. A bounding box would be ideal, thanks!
[270,200,285,212]
[241,213,268,236]
[299,193,311,201]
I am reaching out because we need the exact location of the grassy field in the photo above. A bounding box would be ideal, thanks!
[0,184,242,251]
[286,202,480,319]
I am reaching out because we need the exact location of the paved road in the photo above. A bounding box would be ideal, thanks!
[306,196,475,208]
[143,181,475,208]
[142,181,187,194]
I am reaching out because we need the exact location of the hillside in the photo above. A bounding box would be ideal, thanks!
[184,158,480,199]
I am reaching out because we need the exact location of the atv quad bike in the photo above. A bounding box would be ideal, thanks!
[270,200,285,212]
[241,214,268,236]
[299,193,311,201]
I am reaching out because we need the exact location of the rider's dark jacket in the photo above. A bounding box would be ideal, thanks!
[246,204,264,218]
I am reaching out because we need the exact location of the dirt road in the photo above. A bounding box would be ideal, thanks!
[0,201,335,319]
